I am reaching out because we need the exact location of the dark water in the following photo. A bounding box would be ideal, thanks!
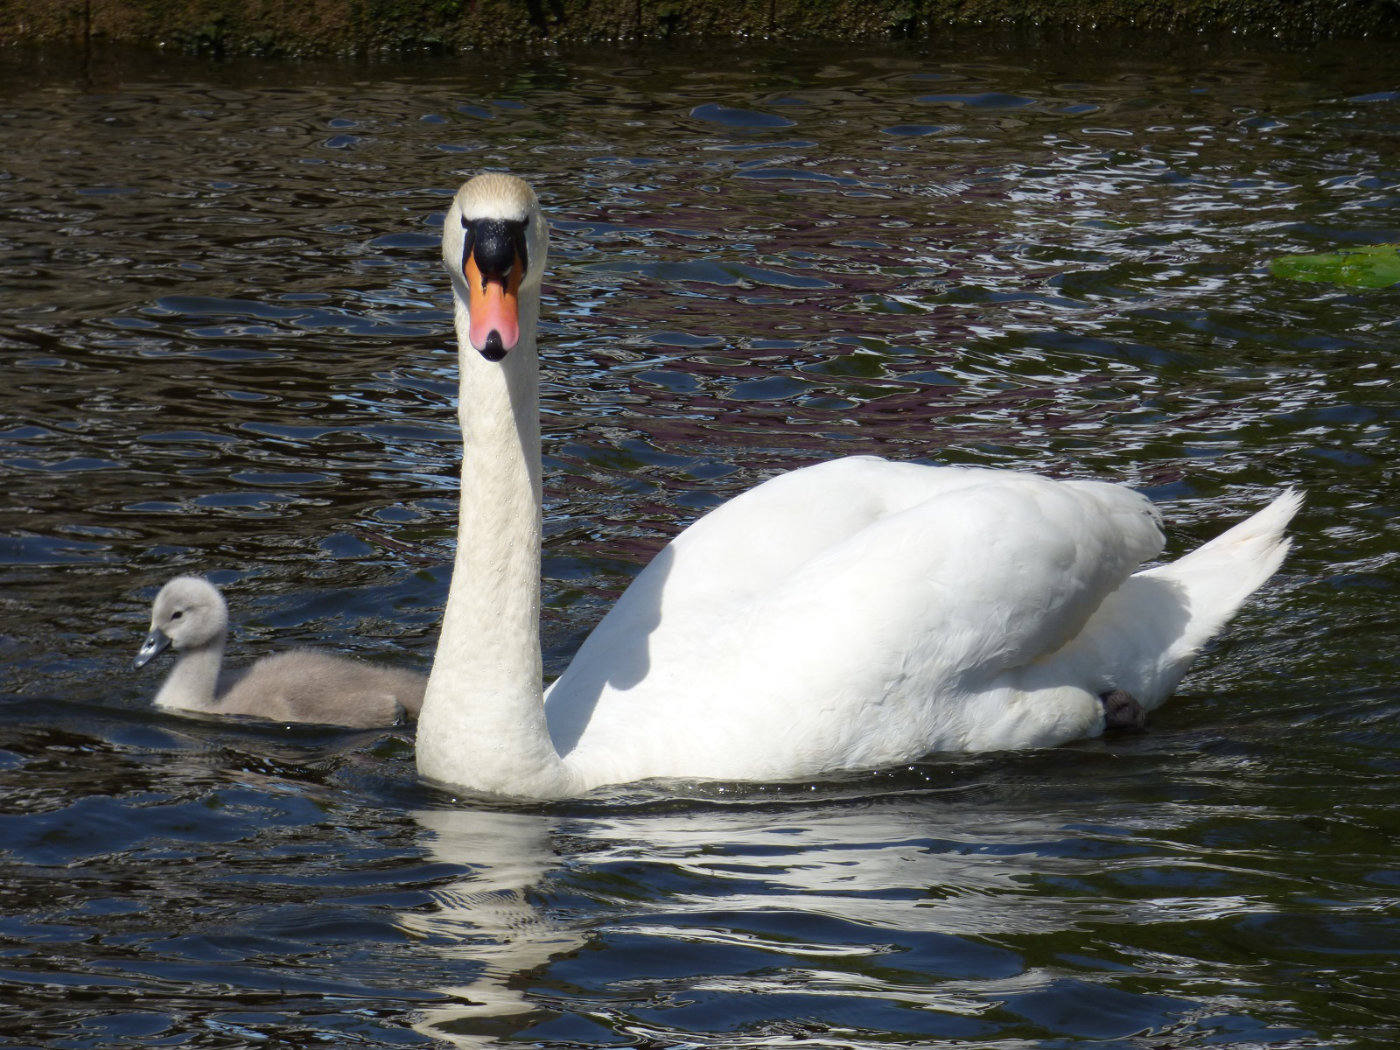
[2,34,1398,1048]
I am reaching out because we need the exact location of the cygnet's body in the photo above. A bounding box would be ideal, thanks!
[135,576,425,727]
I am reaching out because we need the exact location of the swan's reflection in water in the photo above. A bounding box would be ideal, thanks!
[401,807,575,1042]
[401,789,1279,1047]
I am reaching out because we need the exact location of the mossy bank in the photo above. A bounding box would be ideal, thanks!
[4,0,1399,56]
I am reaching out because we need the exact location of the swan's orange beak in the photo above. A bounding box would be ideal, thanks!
[465,254,523,362]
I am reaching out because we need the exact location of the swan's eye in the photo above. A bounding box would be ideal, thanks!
[170,610,184,621]
[511,221,529,276]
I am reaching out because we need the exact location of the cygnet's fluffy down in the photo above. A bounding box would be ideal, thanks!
[134,575,425,728]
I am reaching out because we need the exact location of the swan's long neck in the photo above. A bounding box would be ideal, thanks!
[154,641,224,713]
[417,293,574,798]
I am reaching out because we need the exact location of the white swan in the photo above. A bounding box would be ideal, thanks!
[135,576,426,727]
[417,172,1301,799]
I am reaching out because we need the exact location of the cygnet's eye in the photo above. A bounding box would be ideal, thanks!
[170,610,184,621]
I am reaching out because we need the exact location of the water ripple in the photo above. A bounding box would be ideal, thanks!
[0,34,1397,1050]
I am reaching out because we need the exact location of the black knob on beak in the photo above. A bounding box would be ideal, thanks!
[481,330,507,362]
[465,218,529,284]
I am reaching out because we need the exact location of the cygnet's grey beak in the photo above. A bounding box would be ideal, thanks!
[133,628,171,670]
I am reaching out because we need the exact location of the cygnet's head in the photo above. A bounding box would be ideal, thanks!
[134,576,230,669]
[441,173,549,362]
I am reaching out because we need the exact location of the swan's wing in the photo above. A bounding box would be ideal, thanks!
[640,456,1027,619]
[547,459,1162,762]
[601,456,1162,667]
[546,457,967,718]
[742,470,1165,684]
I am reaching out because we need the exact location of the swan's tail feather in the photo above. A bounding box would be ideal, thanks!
[1152,488,1300,619]
[1139,487,1302,697]
[1052,489,1301,710]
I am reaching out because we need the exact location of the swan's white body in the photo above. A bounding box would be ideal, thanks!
[417,174,1300,800]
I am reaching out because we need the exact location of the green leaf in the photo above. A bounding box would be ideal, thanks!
[1269,244,1400,289]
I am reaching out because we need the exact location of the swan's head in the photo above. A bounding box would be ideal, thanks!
[134,576,229,668]
[442,173,549,362]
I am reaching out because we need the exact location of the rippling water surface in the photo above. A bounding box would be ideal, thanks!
[1,34,1398,1049]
